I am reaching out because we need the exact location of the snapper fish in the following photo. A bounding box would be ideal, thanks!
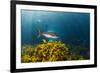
[38,30,58,39]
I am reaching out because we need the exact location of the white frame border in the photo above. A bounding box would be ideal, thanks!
[16,4,95,69]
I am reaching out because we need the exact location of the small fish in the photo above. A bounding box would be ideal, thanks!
[38,30,58,39]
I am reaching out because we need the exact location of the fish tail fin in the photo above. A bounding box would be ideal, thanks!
[38,29,42,37]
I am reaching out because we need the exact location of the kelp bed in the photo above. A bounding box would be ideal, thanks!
[21,39,86,63]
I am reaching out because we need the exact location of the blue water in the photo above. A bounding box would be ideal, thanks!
[21,10,90,49]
